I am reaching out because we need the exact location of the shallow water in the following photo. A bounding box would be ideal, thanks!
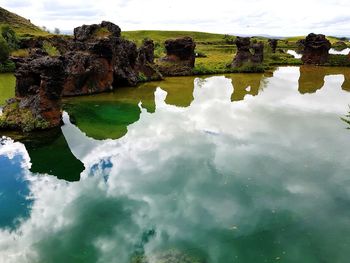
[286,50,302,59]
[329,48,350,55]
[1,67,350,262]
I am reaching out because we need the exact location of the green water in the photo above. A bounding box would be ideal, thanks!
[0,73,15,106]
[1,67,350,262]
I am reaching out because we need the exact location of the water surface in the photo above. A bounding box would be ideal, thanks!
[1,67,350,263]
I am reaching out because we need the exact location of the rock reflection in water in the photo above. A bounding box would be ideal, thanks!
[298,66,350,94]
[1,67,350,262]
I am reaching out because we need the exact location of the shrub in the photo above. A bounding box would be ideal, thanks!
[0,24,19,50]
[0,35,10,62]
[43,41,60,56]
[0,60,15,73]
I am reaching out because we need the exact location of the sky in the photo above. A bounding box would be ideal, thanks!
[0,0,349,37]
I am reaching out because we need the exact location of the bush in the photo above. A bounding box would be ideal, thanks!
[154,42,165,58]
[0,35,10,62]
[0,24,19,50]
[0,60,15,73]
[43,41,60,56]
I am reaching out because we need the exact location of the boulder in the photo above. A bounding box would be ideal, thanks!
[301,33,331,64]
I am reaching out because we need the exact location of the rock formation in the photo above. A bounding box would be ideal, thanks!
[268,39,278,53]
[231,37,252,67]
[136,39,163,81]
[301,33,331,65]
[251,41,264,64]
[62,21,162,96]
[159,37,196,76]
[0,56,65,131]
[1,21,163,131]
[230,37,264,67]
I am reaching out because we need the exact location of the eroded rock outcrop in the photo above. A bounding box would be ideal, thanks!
[231,37,251,67]
[230,37,264,67]
[136,39,163,81]
[251,41,264,64]
[268,39,278,53]
[62,21,162,96]
[301,33,331,65]
[1,21,164,131]
[0,56,65,131]
[159,37,196,76]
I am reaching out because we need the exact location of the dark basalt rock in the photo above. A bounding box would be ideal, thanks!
[231,37,252,67]
[63,21,161,95]
[0,55,66,131]
[0,21,162,131]
[268,39,278,53]
[301,33,331,65]
[159,37,196,76]
[136,39,163,81]
[73,21,121,41]
[163,37,196,66]
[230,37,264,67]
[138,39,155,64]
[63,52,114,96]
[251,41,264,64]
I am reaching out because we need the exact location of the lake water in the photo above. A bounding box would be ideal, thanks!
[286,50,302,59]
[329,48,350,55]
[1,66,350,262]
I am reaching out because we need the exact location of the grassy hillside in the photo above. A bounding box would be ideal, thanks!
[122,30,228,45]
[0,6,48,36]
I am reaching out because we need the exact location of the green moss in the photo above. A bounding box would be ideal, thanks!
[137,72,148,82]
[43,40,60,56]
[0,100,51,132]
[93,27,112,38]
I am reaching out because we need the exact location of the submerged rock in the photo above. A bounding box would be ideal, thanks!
[159,37,196,76]
[0,56,65,131]
[301,33,331,65]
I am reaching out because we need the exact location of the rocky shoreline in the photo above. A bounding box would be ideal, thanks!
[1,21,350,132]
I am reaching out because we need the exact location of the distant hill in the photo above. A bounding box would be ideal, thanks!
[0,6,47,36]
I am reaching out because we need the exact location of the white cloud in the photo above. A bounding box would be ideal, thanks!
[0,0,349,36]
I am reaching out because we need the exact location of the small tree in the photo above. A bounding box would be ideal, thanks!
[54,28,60,34]
[0,24,19,50]
[0,35,10,63]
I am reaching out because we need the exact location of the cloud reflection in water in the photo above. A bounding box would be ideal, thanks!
[1,67,350,262]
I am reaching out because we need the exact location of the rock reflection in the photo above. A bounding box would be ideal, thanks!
[24,129,84,182]
[229,72,273,101]
[298,66,350,94]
